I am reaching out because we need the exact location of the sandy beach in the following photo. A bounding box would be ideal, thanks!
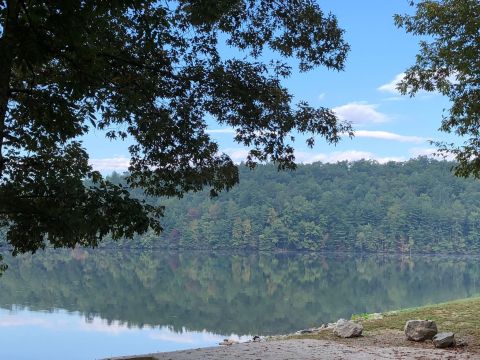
[105,339,475,360]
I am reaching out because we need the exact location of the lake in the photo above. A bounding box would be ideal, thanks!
[0,249,479,359]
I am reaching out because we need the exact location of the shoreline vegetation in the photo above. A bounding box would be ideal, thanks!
[3,159,480,255]
[99,158,480,254]
[289,296,480,351]
[108,296,480,359]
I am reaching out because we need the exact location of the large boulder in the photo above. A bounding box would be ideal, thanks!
[404,320,438,341]
[333,319,363,338]
[433,332,455,348]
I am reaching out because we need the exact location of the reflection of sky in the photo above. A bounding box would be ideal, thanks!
[0,307,249,360]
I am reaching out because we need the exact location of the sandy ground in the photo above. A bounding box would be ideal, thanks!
[105,339,477,360]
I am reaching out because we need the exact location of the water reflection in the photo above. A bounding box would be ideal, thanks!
[0,250,479,336]
[0,307,238,360]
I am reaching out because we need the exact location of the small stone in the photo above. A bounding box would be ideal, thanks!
[333,319,363,338]
[326,322,336,329]
[312,325,328,332]
[404,320,438,341]
[318,325,328,331]
[219,339,238,346]
[433,332,455,348]
[456,338,468,347]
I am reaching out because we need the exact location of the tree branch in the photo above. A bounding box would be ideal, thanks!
[0,0,23,177]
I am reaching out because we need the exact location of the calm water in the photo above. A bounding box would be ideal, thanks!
[0,249,479,359]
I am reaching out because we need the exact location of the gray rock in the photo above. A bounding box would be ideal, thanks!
[404,320,438,341]
[433,332,455,348]
[333,319,363,338]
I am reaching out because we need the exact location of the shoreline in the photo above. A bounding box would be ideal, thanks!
[104,296,480,360]
[105,339,472,360]
[71,246,480,257]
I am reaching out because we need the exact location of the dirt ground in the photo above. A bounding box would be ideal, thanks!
[106,337,477,360]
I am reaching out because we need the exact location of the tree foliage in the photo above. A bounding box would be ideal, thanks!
[0,1,351,254]
[101,158,480,253]
[395,0,480,176]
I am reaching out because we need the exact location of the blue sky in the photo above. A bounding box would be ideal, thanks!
[86,0,455,173]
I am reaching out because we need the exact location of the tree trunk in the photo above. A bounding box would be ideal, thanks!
[0,0,21,178]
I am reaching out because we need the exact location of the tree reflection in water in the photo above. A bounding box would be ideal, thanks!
[0,249,478,335]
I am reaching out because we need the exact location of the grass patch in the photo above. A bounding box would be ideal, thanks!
[351,313,369,321]
[362,297,480,335]
[289,296,480,352]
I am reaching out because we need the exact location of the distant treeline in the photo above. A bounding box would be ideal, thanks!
[96,157,480,254]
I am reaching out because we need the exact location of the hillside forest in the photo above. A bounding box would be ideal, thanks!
[96,158,480,254]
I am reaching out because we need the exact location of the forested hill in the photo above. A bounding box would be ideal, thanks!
[104,157,480,254]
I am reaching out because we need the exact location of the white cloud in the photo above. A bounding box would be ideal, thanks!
[378,73,405,94]
[90,156,130,172]
[379,72,452,98]
[409,147,437,157]
[408,147,455,160]
[206,128,236,134]
[318,92,326,101]
[293,152,327,163]
[353,130,426,143]
[332,102,389,124]
[296,150,405,164]
[223,148,250,163]
[223,148,406,165]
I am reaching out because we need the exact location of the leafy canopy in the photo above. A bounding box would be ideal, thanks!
[0,0,351,256]
[395,0,480,177]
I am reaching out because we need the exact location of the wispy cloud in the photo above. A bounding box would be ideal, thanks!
[295,150,405,164]
[408,147,455,160]
[378,73,405,94]
[223,148,250,163]
[332,102,389,125]
[318,92,326,101]
[409,147,437,157]
[352,130,426,144]
[223,148,406,164]
[378,72,448,99]
[90,156,130,172]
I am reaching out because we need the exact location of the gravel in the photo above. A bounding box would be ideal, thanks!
[105,339,474,360]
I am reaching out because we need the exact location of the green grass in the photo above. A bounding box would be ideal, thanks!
[362,297,480,335]
[290,296,480,352]
[351,313,370,321]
